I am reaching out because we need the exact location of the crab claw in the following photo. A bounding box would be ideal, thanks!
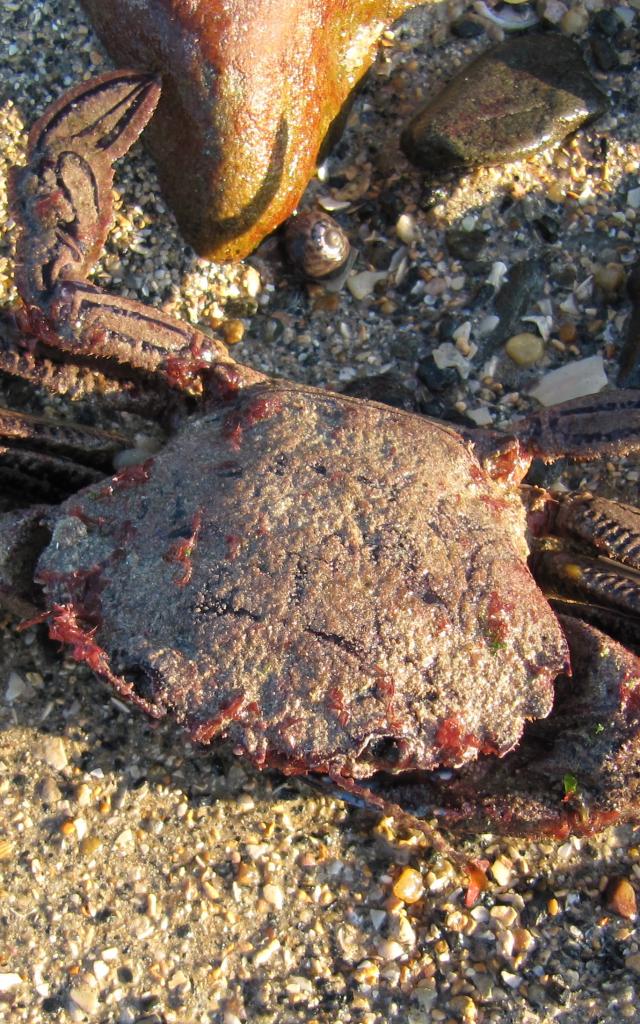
[12,71,160,309]
[7,71,244,397]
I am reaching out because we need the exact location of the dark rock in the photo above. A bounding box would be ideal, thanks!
[416,395,470,425]
[340,373,419,411]
[416,354,457,392]
[481,258,545,356]
[471,281,496,305]
[401,33,607,175]
[450,17,485,39]
[533,214,560,243]
[590,35,619,72]
[378,190,406,224]
[364,240,393,270]
[553,265,578,288]
[395,266,423,296]
[437,314,457,344]
[590,9,622,36]
[445,228,486,261]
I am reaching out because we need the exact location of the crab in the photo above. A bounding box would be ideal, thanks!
[1,71,640,857]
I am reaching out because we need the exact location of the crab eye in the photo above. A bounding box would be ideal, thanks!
[120,661,164,705]
[366,735,404,767]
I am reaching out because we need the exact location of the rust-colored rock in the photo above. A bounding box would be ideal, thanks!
[604,876,637,919]
[81,0,423,260]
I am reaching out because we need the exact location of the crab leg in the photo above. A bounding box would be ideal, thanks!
[0,404,128,501]
[467,389,640,486]
[11,71,239,397]
[554,493,640,570]
[511,389,640,462]
[521,489,640,649]
[13,72,160,304]
[618,260,640,387]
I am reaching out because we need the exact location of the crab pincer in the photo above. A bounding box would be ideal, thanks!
[10,71,238,398]
[13,72,161,305]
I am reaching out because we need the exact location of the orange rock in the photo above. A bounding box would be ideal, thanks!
[604,876,637,919]
[81,0,422,260]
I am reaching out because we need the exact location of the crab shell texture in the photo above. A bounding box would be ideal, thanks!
[37,379,568,779]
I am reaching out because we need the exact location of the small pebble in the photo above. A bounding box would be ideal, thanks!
[36,776,62,805]
[392,867,424,904]
[92,960,109,983]
[560,6,589,33]
[627,187,640,210]
[490,856,515,887]
[625,953,640,974]
[448,994,478,1021]
[513,927,535,953]
[377,939,405,961]
[0,973,22,993]
[347,270,387,300]
[593,262,625,297]
[497,929,515,958]
[38,737,68,771]
[490,904,518,928]
[501,969,521,990]
[396,213,420,245]
[74,783,92,807]
[5,671,29,703]
[529,354,607,405]
[558,322,577,343]
[221,318,245,344]
[505,332,544,367]
[263,883,284,910]
[604,877,637,919]
[69,980,99,1015]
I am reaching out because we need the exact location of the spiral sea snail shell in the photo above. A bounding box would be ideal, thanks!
[284,209,352,284]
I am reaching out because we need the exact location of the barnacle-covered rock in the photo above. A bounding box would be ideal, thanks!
[81,0,424,260]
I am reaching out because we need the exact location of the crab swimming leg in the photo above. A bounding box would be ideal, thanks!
[479,390,640,644]
[0,404,127,499]
[10,71,245,398]
[530,493,640,649]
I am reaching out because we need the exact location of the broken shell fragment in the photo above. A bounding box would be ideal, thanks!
[529,354,608,406]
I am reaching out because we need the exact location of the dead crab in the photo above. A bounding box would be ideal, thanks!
[1,72,640,857]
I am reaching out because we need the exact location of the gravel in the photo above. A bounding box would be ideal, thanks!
[1,1,640,1023]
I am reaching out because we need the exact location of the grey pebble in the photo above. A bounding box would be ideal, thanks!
[36,775,62,804]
